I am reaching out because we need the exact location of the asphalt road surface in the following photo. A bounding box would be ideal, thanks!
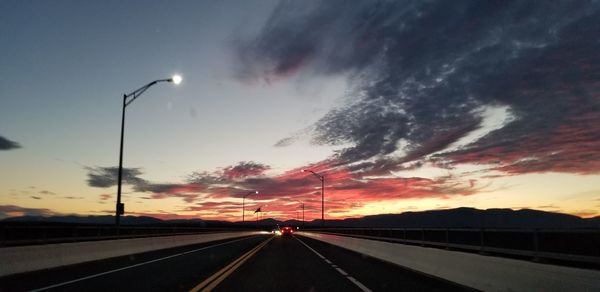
[213,234,470,292]
[0,233,472,292]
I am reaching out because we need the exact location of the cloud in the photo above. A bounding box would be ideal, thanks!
[63,196,83,200]
[182,201,243,213]
[236,1,600,175]
[221,161,270,179]
[0,135,21,150]
[99,194,112,201]
[147,192,199,204]
[87,166,204,191]
[84,159,482,221]
[86,167,145,188]
[0,205,57,219]
[87,166,209,204]
[274,136,298,147]
[179,159,488,220]
[30,196,41,200]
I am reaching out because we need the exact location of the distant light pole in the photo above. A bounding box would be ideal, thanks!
[115,75,182,227]
[243,190,258,223]
[295,200,305,226]
[302,169,324,227]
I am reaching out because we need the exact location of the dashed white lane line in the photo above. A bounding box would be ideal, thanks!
[347,276,372,292]
[295,236,372,292]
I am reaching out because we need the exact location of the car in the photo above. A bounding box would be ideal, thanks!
[280,226,294,236]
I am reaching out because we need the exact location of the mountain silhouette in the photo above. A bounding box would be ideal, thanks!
[2,208,599,229]
[326,208,597,229]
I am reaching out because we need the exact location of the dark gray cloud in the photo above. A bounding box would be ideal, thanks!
[86,167,146,188]
[237,0,600,175]
[222,161,270,179]
[0,135,21,150]
[86,166,206,203]
[187,171,227,185]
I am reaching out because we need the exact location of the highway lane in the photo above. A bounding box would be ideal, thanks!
[1,232,473,291]
[0,235,269,292]
[213,233,472,292]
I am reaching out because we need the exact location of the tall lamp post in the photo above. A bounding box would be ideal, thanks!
[115,75,182,227]
[243,190,258,223]
[301,169,324,227]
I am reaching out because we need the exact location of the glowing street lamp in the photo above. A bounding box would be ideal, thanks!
[243,190,259,223]
[301,169,325,227]
[171,74,182,85]
[115,75,182,227]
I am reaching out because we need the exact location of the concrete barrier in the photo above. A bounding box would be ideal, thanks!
[0,231,259,277]
[299,232,600,292]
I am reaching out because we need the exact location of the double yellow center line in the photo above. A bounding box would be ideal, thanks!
[190,236,273,292]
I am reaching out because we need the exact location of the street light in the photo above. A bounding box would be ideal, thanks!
[115,75,182,227]
[243,190,258,223]
[171,74,182,85]
[301,169,324,227]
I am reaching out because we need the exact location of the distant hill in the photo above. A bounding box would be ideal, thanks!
[325,207,600,229]
[2,208,599,229]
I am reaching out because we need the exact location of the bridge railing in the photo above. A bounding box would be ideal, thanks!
[306,227,600,266]
[0,224,253,247]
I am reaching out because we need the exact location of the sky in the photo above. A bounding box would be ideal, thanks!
[1,0,600,221]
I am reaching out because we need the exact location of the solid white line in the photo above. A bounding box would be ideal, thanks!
[30,236,255,292]
[295,236,371,292]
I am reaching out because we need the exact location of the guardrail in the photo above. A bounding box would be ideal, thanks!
[299,232,600,292]
[0,231,260,276]
[0,224,254,247]
[307,228,600,266]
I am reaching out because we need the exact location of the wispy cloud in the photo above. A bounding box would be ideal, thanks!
[0,135,21,151]
[99,194,112,201]
[85,158,485,220]
[80,2,600,220]
[236,1,600,176]
[87,166,208,204]
[222,161,270,180]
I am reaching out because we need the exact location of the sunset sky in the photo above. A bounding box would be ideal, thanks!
[1,0,600,221]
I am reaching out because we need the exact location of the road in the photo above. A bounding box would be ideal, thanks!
[0,233,471,292]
